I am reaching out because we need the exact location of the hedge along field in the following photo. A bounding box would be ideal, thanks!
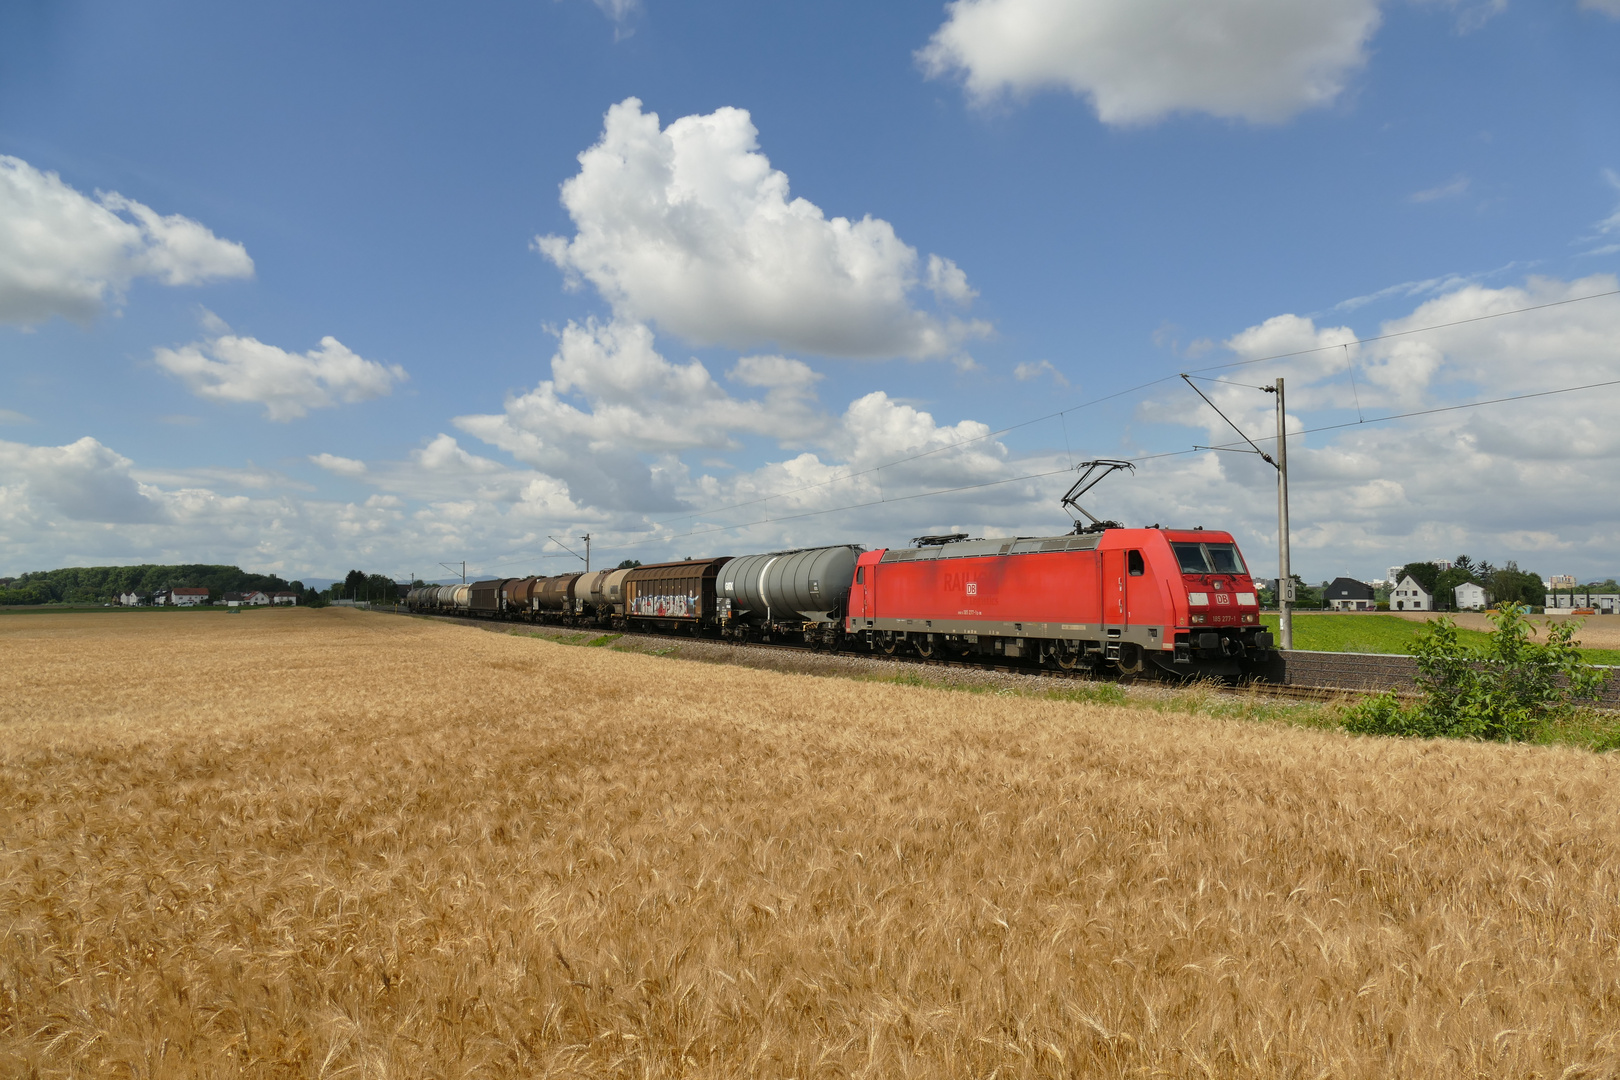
[4,611,1620,1078]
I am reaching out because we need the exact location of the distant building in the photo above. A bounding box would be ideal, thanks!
[1546,592,1620,615]
[1386,566,1404,586]
[271,591,299,605]
[1325,577,1377,611]
[116,591,146,606]
[1390,575,1433,612]
[1454,582,1490,611]
[1549,574,1578,588]
[160,587,209,607]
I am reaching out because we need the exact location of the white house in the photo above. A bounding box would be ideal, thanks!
[116,591,145,606]
[1390,575,1433,611]
[1454,582,1490,610]
[240,590,270,606]
[167,587,209,607]
[271,591,299,605]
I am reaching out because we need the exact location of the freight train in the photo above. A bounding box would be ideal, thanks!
[405,525,1275,680]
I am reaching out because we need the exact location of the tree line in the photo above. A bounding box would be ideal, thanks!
[0,565,325,607]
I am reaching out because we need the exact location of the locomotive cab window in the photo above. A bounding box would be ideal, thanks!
[1206,544,1246,574]
[1127,550,1145,576]
[1172,543,1211,574]
[856,567,865,584]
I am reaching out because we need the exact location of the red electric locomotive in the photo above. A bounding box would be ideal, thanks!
[844,526,1273,678]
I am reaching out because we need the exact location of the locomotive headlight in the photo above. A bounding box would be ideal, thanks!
[1237,592,1256,605]
[1191,614,1207,624]
[1188,592,1210,606]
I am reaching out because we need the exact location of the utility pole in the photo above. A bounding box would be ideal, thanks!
[549,535,590,571]
[439,561,465,583]
[1178,371,1294,651]
[1275,377,1293,651]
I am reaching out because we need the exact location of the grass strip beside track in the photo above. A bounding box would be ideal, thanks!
[1262,611,1620,665]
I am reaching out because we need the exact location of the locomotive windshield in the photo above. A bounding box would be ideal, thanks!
[1173,543,1210,573]
[1173,542,1248,575]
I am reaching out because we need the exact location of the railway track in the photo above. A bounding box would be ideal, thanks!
[384,607,1375,705]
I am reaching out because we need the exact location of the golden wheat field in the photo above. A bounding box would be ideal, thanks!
[4,610,1620,1078]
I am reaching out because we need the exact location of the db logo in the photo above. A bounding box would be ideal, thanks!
[965,582,978,595]
[1215,593,1231,605]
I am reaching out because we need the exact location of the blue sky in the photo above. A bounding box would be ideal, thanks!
[3,0,1619,585]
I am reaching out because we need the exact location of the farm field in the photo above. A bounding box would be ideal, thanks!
[1262,610,1620,664]
[5,611,1620,1077]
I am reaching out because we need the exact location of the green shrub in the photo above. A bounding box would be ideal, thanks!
[1343,603,1611,742]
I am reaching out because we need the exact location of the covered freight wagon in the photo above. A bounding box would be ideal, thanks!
[622,558,731,630]
[469,579,505,615]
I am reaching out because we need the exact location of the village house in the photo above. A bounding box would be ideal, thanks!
[1454,582,1491,610]
[116,591,146,606]
[1390,575,1433,612]
[271,591,299,605]
[155,587,209,607]
[1325,577,1377,611]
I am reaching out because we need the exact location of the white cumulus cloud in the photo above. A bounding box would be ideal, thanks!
[0,156,253,326]
[0,436,170,526]
[1581,0,1620,16]
[1013,359,1068,385]
[918,0,1383,125]
[456,318,829,512]
[154,331,407,421]
[535,98,988,359]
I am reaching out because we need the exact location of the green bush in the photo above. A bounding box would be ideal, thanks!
[1343,603,1611,742]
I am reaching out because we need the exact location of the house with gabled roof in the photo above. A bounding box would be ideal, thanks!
[1390,575,1433,612]
[1325,577,1376,611]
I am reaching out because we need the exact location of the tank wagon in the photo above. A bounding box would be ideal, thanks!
[716,544,862,646]
[848,527,1271,678]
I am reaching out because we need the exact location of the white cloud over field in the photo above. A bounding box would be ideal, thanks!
[154,328,406,420]
[7,276,1619,583]
[918,0,1383,125]
[0,156,253,326]
[536,99,988,359]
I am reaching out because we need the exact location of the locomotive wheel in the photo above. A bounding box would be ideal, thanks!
[881,634,898,655]
[1055,649,1081,671]
[915,637,935,659]
[1115,643,1147,678]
